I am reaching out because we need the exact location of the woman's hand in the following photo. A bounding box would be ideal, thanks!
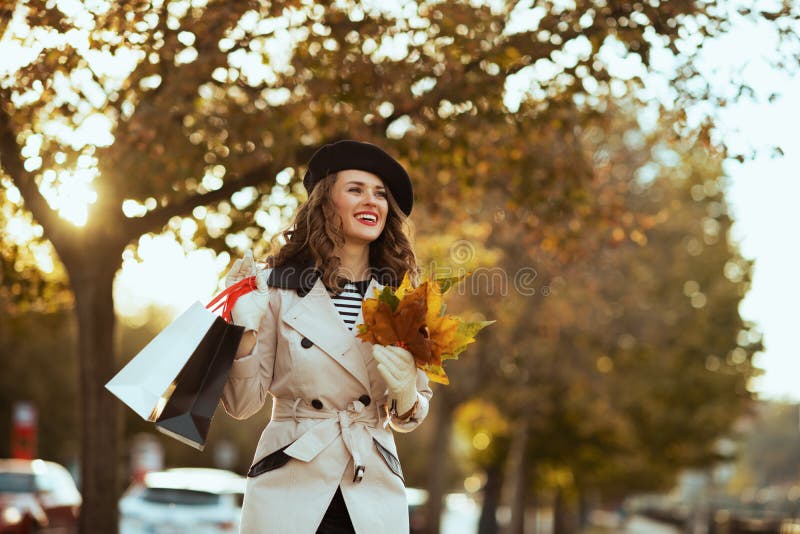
[224,251,269,330]
[235,329,258,359]
[225,250,257,287]
[372,345,418,418]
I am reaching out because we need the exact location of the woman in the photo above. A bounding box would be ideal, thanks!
[221,140,433,533]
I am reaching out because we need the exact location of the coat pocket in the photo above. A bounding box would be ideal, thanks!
[248,444,292,478]
[373,438,404,482]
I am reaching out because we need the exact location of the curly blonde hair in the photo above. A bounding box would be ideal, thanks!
[267,172,419,293]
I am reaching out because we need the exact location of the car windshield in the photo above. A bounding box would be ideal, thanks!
[143,488,220,506]
[0,472,36,493]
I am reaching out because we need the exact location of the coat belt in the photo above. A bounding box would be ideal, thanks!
[271,397,379,482]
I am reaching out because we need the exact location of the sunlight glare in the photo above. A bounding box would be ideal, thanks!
[38,168,98,227]
[31,243,55,274]
[5,184,21,204]
[115,234,230,325]
[73,114,115,147]
[5,216,43,243]
[122,199,148,218]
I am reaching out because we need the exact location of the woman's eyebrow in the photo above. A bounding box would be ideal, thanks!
[346,180,386,190]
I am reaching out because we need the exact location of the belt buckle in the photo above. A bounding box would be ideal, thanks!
[353,465,365,483]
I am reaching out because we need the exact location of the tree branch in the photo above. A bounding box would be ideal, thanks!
[0,104,68,249]
[124,160,278,239]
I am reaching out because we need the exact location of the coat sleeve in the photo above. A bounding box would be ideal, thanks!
[221,289,278,420]
[388,368,433,433]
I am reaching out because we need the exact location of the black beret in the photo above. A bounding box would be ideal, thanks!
[303,140,413,216]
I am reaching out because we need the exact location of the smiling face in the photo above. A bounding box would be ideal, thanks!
[330,169,389,248]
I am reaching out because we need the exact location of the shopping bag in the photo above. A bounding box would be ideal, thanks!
[106,277,256,450]
[105,302,221,421]
[154,316,244,450]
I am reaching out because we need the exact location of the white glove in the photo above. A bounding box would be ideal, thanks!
[225,250,256,288]
[372,345,418,417]
[224,251,269,330]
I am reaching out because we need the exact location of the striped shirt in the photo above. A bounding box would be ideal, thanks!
[329,279,372,331]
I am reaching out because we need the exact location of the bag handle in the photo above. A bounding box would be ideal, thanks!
[206,276,258,323]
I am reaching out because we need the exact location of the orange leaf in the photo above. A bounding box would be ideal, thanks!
[357,298,399,347]
[391,282,433,364]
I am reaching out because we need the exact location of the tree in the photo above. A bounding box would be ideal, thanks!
[449,105,762,533]
[0,1,794,531]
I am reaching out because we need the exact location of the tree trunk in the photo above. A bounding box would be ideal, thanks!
[577,490,591,531]
[553,487,566,534]
[553,486,580,534]
[423,393,456,534]
[478,462,503,534]
[71,259,121,534]
[505,417,530,534]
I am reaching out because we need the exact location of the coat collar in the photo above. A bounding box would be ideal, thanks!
[266,259,398,297]
[280,275,385,393]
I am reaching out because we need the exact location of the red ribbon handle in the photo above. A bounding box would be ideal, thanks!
[206,276,258,323]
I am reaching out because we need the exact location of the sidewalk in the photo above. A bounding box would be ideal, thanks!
[624,516,681,533]
[585,515,682,534]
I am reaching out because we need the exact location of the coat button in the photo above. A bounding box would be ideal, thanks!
[311,399,323,410]
[301,337,313,349]
[358,395,371,407]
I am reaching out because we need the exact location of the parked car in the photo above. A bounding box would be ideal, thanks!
[0,458,81,533]
[708,491,788,534]
[119,468,246,534]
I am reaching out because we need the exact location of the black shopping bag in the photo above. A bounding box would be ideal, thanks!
[154,316,244,451]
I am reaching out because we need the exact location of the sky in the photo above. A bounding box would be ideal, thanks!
[721,79,800,401]
[2,2,798,399]
[692,16,800,401]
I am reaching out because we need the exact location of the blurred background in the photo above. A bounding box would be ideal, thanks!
[1,0,799,533]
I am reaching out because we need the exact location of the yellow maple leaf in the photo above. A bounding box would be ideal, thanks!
[394,272,416,300]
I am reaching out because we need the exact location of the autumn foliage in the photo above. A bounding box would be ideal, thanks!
[357,273,493,385]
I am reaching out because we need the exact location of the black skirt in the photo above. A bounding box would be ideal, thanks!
[316,486,355,534]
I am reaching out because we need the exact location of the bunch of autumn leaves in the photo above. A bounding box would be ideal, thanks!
[357,274,493,385]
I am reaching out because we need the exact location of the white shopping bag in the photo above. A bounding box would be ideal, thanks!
[105,302,218,421]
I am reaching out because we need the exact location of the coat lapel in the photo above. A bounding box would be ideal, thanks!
[282,278,372,392]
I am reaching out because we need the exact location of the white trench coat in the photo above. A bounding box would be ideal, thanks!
[221,264,433,534]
